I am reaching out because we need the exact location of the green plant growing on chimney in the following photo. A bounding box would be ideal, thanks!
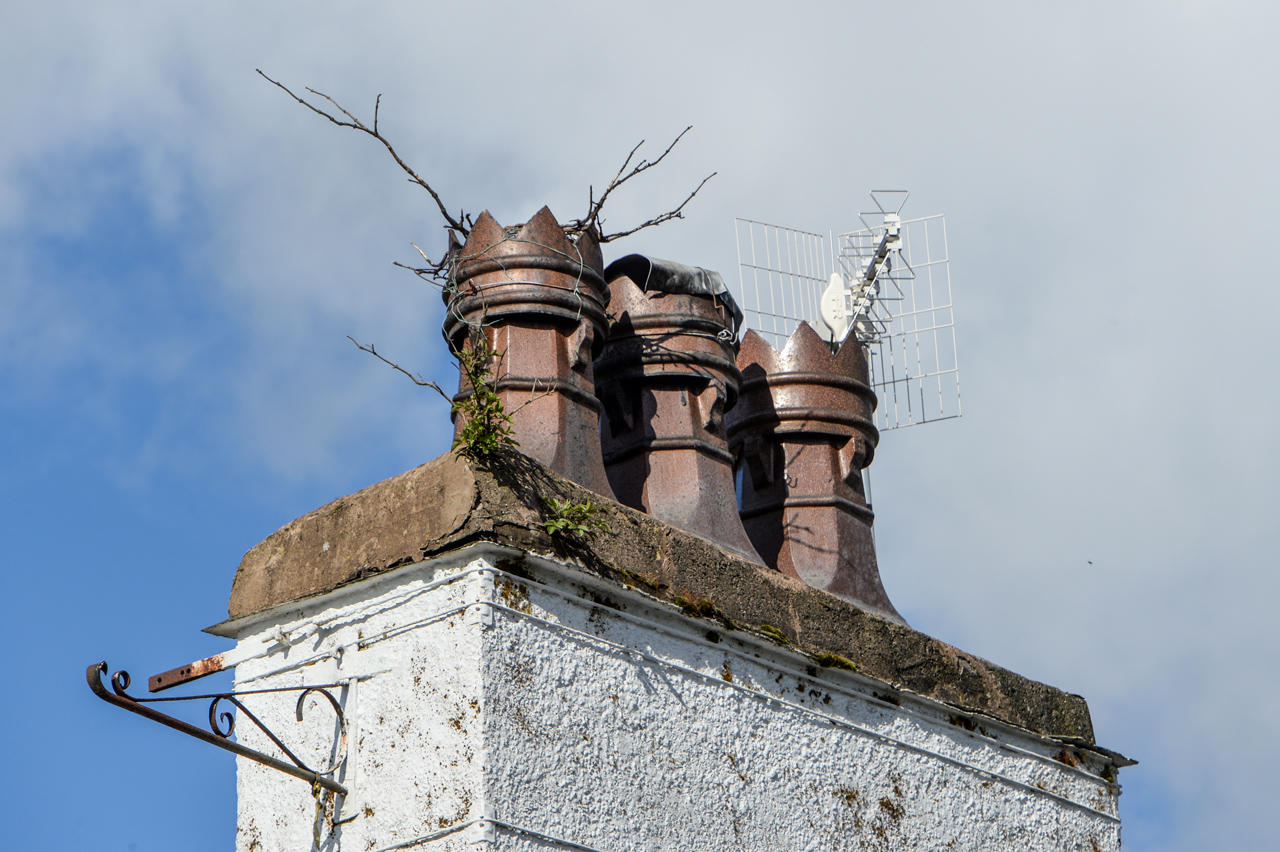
[541,496,608,539]
[448,332,517,463]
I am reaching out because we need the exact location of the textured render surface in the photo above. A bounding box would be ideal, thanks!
[226,449,1097,743]
[229,556,492,852]
[222,548,1124,851]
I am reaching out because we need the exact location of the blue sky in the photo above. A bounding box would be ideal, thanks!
[3,2,1278,849]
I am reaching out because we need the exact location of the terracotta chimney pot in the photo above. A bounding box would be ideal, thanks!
[727,322,902,622]
[442,207,614,497]
[595,255,762,563]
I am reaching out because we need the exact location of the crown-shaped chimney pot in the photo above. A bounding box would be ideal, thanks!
[595,256,761,563]
[443,207,612,497]
[727,323,901,621]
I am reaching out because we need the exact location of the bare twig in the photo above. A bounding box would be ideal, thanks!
[564,126,715,243]
[392,237,453,286]
[392,258,447,286]
[263,71,713,295]
[348,336,451,403]
[408,241,434,265]
[585,136,649,228]
[596,171,717,242]
[258,69,469,235]
[507,379,555,416]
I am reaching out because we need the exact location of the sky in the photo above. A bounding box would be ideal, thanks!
[2,2,1277,849]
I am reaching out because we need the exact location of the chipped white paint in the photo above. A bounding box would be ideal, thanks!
[219,544,1122,851]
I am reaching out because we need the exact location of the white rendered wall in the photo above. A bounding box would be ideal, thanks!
[224,545,1122,851]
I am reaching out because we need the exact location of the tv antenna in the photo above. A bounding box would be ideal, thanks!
[733,191,962,432]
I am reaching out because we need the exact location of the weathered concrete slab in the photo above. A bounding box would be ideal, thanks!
[226,448,1097,743]
[228,452,476,619]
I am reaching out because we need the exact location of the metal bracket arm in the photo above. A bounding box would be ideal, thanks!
[87,661,348,796]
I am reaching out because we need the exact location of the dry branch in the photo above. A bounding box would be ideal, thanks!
[565,126,717,243]
[261,70,714,265]
[593,171,717,242]
[266,74,717,407]
[348,336,451,403]
[391,241,453,287]
[257,69,470,237]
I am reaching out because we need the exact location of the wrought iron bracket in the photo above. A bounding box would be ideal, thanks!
[87,661,348,796]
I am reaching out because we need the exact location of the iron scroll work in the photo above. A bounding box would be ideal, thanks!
[87,661,348,795]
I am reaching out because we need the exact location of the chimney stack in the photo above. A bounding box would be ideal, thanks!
[158,205,1130,852]
[442,206,614,497]
[727,322,903,622]
[595,255,762,562]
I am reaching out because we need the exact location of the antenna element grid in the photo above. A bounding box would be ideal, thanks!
[733,193,963,432]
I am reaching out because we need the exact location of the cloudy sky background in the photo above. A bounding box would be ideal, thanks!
[3,2,1276,849]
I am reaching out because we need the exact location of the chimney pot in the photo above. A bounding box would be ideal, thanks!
[596,255,762,563]
[727,323,902,621]
[443,207,613,497]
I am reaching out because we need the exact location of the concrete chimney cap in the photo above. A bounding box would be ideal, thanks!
[605,254,743,336]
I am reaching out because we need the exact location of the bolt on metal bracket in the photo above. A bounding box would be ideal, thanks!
[86,661,348,795]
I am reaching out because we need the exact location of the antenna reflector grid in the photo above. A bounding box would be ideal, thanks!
[734,218,832,352]
[837,213,962,431]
